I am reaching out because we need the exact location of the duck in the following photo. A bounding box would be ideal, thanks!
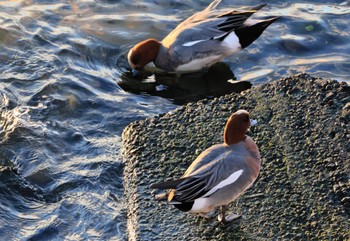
[150,110,261,223]
[128,1,278,73]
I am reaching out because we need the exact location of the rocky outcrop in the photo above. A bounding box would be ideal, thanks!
[122,74,349,240]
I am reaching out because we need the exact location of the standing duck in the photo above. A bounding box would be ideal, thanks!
[150,110,261,223]
[128,1,278,72]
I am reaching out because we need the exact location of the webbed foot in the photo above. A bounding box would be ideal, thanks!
[218,212,241,223]
[198,209,217,219]
[218,205,242,223]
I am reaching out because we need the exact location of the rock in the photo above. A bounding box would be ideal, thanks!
[122,74,350,241]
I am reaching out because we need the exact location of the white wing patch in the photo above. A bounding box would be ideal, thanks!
[203,169,243,197]
[182,39,206,47]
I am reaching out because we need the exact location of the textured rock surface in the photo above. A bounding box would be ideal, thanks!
[122,74,349,241]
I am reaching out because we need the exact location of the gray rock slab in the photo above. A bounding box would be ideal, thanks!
[122,73,349,240]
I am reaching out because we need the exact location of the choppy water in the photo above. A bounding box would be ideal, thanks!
[0,0,349,240]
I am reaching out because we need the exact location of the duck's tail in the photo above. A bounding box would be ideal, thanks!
[249,3,267,11]
[235,17,279,49]
[150,178,185,189]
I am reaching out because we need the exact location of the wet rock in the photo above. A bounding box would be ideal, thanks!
[122,73,349,241]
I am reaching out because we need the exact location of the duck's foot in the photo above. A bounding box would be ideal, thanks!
[218,205,241,223]
[218,212,241,223]
[198,210,217,219]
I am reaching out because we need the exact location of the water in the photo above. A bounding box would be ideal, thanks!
[0,0,349,240]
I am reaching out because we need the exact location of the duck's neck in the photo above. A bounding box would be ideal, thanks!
[154,45,176,72]
[145,39,161,63]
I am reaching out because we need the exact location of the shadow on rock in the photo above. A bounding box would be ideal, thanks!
[119,63,252,105]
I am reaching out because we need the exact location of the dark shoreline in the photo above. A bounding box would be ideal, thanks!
[122,73,349,240]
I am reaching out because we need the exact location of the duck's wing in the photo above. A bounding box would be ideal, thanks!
[163,4,267,46]
[150,144,226,190]
[174,0,222,29]
[206,0,222,11]
[161,10,265,67]
[163,10,256,47]
[179,2,266,29]
[150,144,251,203]
[173,152,246,203]
[150,178,187,189]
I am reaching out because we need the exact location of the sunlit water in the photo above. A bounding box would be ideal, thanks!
[0,0,349,240]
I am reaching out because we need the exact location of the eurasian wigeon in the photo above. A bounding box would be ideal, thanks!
[128,1,278,73]
[150,110,261,223]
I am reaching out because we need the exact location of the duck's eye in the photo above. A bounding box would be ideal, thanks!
[243,115,250,122]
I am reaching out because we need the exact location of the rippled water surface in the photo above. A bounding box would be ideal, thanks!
[0,0,349,240]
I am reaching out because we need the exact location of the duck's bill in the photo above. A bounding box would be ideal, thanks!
[131,69,140,76]
[250,119,258,126]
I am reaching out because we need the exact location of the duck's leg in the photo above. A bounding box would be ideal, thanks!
[218,205,241,223]
[218,205,228,223]
[154,193,167,200]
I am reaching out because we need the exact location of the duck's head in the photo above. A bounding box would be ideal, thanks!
[224,110,256,145]
[127,39,161,70]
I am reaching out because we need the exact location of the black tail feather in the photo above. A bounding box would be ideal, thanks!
[218,11,256,32]
[235,17,279,49]
[217,4,269,33]
[249,3,267,11]
[150,178,186,189]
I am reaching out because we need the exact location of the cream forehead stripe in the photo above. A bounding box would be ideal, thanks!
[235,110,249,115]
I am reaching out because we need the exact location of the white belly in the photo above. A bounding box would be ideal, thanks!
[175,55,222,72]
[190,197,213,213]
